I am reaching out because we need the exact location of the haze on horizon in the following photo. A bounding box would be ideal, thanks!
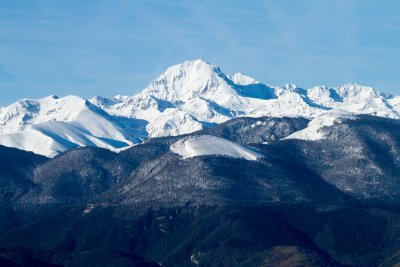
[0,0,399,106]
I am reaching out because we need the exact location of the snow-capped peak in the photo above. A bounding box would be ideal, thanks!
[1,59,400,156]
[90,96,123,109]
[0,95,148,157]
[336,83,381,100]
[140,59,235,103]
[0,95,90,134]
[282,83,298,91]
[229,72,259,86]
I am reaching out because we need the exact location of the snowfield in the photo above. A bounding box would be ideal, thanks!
[0,95,147,157]
[170,135,264,161]
[285,111,357,141]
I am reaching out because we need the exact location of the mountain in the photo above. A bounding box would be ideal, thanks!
[7,114,400,209]
[269,114,400,201]
[0,95,147,157]
[1,59,400,157]
[3,115,400,266]
[97,60,400,138]
[4,60,400,266]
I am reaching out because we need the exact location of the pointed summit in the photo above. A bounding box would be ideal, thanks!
[336,83,380,100]
[154,59,222,84]
[229,72,259,86]
[142,59,235,103]
[2,59,400,157]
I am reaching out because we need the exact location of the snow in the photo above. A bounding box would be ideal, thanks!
[146,109,204,138]
[2,59,400,155]
[0,95,147,157]
[307,86,336,107]
[89,59,400,140]
[0,128,58,157]
[285,110,356,141]
[170,135,264,161]
[89,96,123,109]
[228,72,259,85]
[336,83,381,100]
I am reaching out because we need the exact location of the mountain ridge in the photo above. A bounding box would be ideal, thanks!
[1,59,399,157]
[2,114,400,266]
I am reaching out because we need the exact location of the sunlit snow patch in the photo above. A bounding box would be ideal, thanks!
[170,135,263,161]
[285,110,356,141]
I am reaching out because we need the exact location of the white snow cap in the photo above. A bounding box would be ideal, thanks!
[1,59,399,157]
[0,95,146,157]
[229,72,259,86]
[170,135,264,161]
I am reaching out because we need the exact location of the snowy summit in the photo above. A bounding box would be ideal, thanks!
[0,59,399,157]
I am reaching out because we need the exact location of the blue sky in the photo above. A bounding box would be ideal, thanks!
[0,0,400,106]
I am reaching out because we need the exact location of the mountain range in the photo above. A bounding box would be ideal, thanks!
[1,59,400,157]
[2,113,400,266]
[2,60,400,266]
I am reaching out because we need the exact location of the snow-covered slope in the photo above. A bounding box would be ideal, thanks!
[170,135,263,161]
[94,59,400,139]
[1,59,400,156]
[0,95,147,157]
[285,111,356,141]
